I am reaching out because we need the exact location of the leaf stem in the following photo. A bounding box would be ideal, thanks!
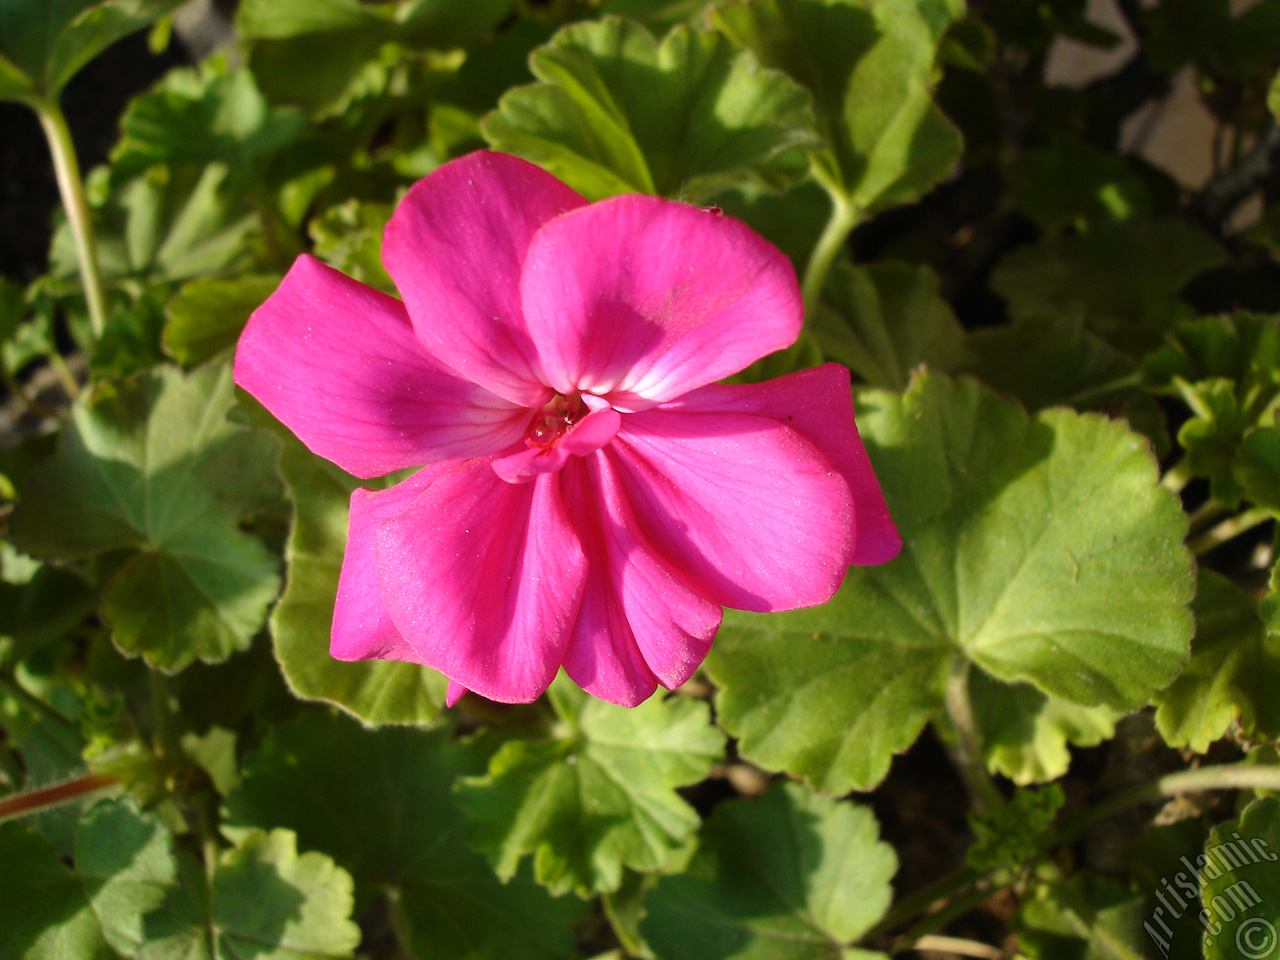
[31,97,108,340]
[45,349,81,401]
[943,658,1003,813]
[800,190,859,317]
[0,771,121,824]
[891,883,995,954]
[1188,507,1272,555]
[0,672,78,734]
[911,934,1002,960]
[1160,457,1193,495]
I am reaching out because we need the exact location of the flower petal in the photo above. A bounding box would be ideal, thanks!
[559,458,722,707]
[331,466,448,662]
[520,195,802,408]
[234,255,530,479]
[375,459,586,703]
[607,409,855,612]
[663,364,901,565]
[382,150,586,406]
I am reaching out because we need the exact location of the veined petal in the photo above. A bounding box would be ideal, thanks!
[331,466,448,663]
[520,195,802,408]
[607,409,855,612]
[375,459,586,703]
[663,364,901,565]
[560,457,722,707]
[382,150,586,406]
[235,255,530,479]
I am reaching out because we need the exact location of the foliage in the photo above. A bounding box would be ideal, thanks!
[3,0,1280,956]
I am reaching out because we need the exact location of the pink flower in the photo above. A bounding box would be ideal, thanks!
[234,150,899,708]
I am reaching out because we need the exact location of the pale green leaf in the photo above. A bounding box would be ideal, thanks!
[456,680,726,896]
[163,275,280,368]
[708,374,1193,793]
[483,17,819,201]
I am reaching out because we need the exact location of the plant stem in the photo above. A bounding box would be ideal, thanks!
[0,368,58,420]
[800,191,859,317]
[32,97,108,340]
[863,867,980,940]
[943,657,1003,813]
[911,934,1002,960]
[0,771,121,824]
[892,884,995,954]
[1188,507,1272,556]
[1161,457,1193,494]
[0,673,78,734]
[46,349,80,401]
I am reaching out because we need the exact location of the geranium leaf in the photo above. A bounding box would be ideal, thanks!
[455,680,726,897]
[0,0,183,102]
[813,259,966,389]
[707,373,1193,793]
[966,670,1118,786]
[1201,797,1280,960]
[482,17,819,202]
[8,364,281,672]
[137,830,360,960]
[1154,571,1280,751]
[641,782,895,960]
[712,0,963,212]
[162,275,280,368]
[991,218,1228,356]
[0,797,175,960]
[272,442,449,726]
[223,713,585,960]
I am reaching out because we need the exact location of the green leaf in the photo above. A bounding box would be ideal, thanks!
[307,201,395,294]
[238,0,511,114]
[1014,873,1154,960]
[707,374,1193,793]
[991,218,1229,357]
[0,797,175,960]
[455,680,726,897]
[967,784,1064,875]
[0,0,183,101]
[813,259,966,390]
[0,563,98,668]
[1143,314,1280,506]
[223,713,586,960]
[163,275,280,368]
[1240,426,1280,513]
[482,17,818,202]
[9,365,281,672]
[113,61,306,185]
[1012,132,1152,234]
[138,830,360,960]
[1201,796,1280,960]
[641,782,896,960]
[272,442,448,725]
[713,0,964,212]
[967,669,1118,786]
[1154,571,1280,751]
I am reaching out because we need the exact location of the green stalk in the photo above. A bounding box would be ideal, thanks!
[800,190,859,317]
[943,657,1004,813]
[31,97,108,340]
[0,673,78,733]
[1188,507,1272,555]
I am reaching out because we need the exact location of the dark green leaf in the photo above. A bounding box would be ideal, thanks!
[163,275,280,368]
[641,782,895,960]
[223,713,586,960]
[9,365,281,672]
[1201,796,1280,960]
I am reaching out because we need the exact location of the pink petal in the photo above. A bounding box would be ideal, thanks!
[559,458,722,707]
[490,406,621,483]
[331,466,448,662]
[664,364,901,565]
[519,195,802,409]
[445,680,469,707]
[382,151,586,406]
[375,459,586,703]
[606,409,856,613]
[235,255,531,479]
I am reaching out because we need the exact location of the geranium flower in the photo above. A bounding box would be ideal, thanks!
[234,150,899,708]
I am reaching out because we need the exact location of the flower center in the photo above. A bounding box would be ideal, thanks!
[526,393,587,449]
